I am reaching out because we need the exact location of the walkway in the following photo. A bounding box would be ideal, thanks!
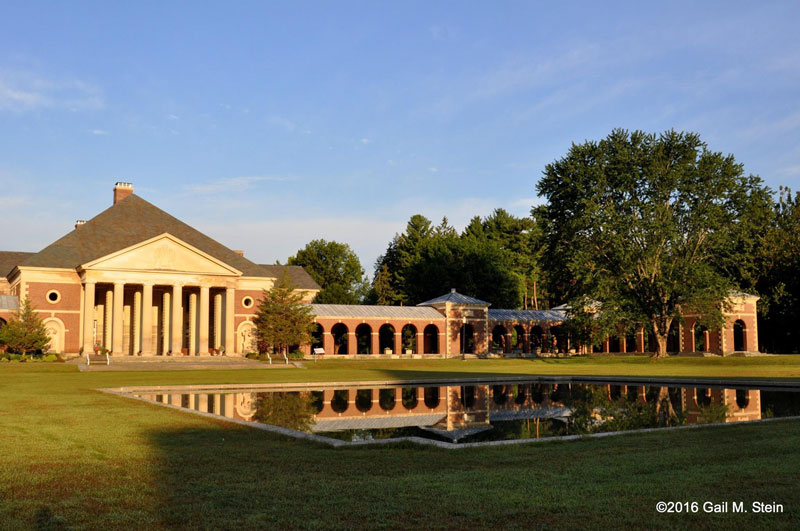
[68,356,303,371]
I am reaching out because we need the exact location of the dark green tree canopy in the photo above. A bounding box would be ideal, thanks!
[537,129,771,356]
[288,239,367,304]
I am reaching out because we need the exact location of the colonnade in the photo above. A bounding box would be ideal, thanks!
[81,281,237,356]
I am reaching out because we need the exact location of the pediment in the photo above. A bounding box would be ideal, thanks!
[81,233,241,276]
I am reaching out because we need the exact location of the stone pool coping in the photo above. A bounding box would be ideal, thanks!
[101,375,800,450]
[103,374,800,395]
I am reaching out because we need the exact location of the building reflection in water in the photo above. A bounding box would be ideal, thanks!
[135,381,769,442]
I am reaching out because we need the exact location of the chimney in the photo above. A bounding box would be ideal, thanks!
[451,288,456,294]
[113,182,134,204]
[75,220,86,230]
[233,250,245,257]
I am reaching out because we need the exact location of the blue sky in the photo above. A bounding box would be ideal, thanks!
[1,1,799,272]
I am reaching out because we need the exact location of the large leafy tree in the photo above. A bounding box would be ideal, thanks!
[288,239,367,304]
[756,187,800,353]
[253,270,316,357]
[0,297,51,355]
[537,129,770,357]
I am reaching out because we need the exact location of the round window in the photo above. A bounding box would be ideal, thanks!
[242,296,254,308]
[46,290,61,304]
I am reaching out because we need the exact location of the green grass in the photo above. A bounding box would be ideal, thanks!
[1,356,799,529]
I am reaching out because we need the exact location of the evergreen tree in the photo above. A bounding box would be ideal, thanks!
[253,270,316,356]
[0,297,51,355]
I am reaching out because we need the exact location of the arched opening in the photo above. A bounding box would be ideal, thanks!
[530,326,543,352]
[625,332,638,353]
[531,384,545,403]
[513,325,527,352]
[331,390,349,413]
[379,324,395,354]
[626,386,640,402]
[309,391,324,413]
[402,387,418,409]
[491,325,507,353]
[694,324,708,352]
[608,336,621,353]
[331,323,349,355]
[492,385,507,405]
[424,387,440,409]
[355,389,373,412]
[646,331,658,353]
[310,324,323,352]
[736,389,750,409]
[355,323,372,354]
[695,388,712,407]
[379,388,396,410]
[423,324,439,354]
[514,384,528,404]
[460,386,475,408]
[734,320,746,351]
[550,325,567,353]
[609,385,622,400]
[401,324,417,354]
[459,324,475,354]
[667,321,680,353]
[550,384,569,403]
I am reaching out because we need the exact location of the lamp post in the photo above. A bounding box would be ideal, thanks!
[461,316,466,360]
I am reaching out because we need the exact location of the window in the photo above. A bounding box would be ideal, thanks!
[46,290,61,304]
[242,296,254,308]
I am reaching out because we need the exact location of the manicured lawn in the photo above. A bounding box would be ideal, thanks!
[1,357,799,529]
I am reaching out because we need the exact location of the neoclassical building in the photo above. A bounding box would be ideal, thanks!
[0,183,319,357]
[0,183,759,358]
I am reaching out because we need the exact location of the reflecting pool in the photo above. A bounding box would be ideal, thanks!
[130,379,800,444]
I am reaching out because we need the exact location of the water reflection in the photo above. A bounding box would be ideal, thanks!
[133,381,798,444]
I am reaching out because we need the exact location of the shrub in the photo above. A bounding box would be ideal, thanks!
[289,349,305,360]
[43,354,59,362]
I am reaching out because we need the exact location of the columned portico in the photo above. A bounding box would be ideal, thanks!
[224,287,235,355]
[171,283,183,354]
[141,283,154,355]
[199,286,210,355]
[112,282,124,354]
[82,281,96,353]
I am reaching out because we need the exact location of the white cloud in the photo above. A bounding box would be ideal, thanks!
[427,166,438,173]
[0,70,104,112]
[0,195,31,208]
[360,137,370,144]
[90,129,109,135]
[185,175,296,194]
[166,114,179,120]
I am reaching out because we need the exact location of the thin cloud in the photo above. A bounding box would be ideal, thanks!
[90,129,109,135]
[360,137,370,144]
[0,70,104,112]
[185,175,296,194]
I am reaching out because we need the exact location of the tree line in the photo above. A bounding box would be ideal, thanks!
[285,129,799,354]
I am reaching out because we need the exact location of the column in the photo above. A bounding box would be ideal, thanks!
[371,332,379,355]
[189,291,197,355]
[112,282,124,355]
[347,331,357,355]
[323,331,334,355]
[224,287,235,355]
[199,286,210,355]
[82,281,96,354]
[133,289,142,355]
[104,288,113,349]
[171,283,183,354]
[505,331,512,354]
[213,292,223,350]
[162,291,171,355]
[394,330,402,355]
[141,283,154,355]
